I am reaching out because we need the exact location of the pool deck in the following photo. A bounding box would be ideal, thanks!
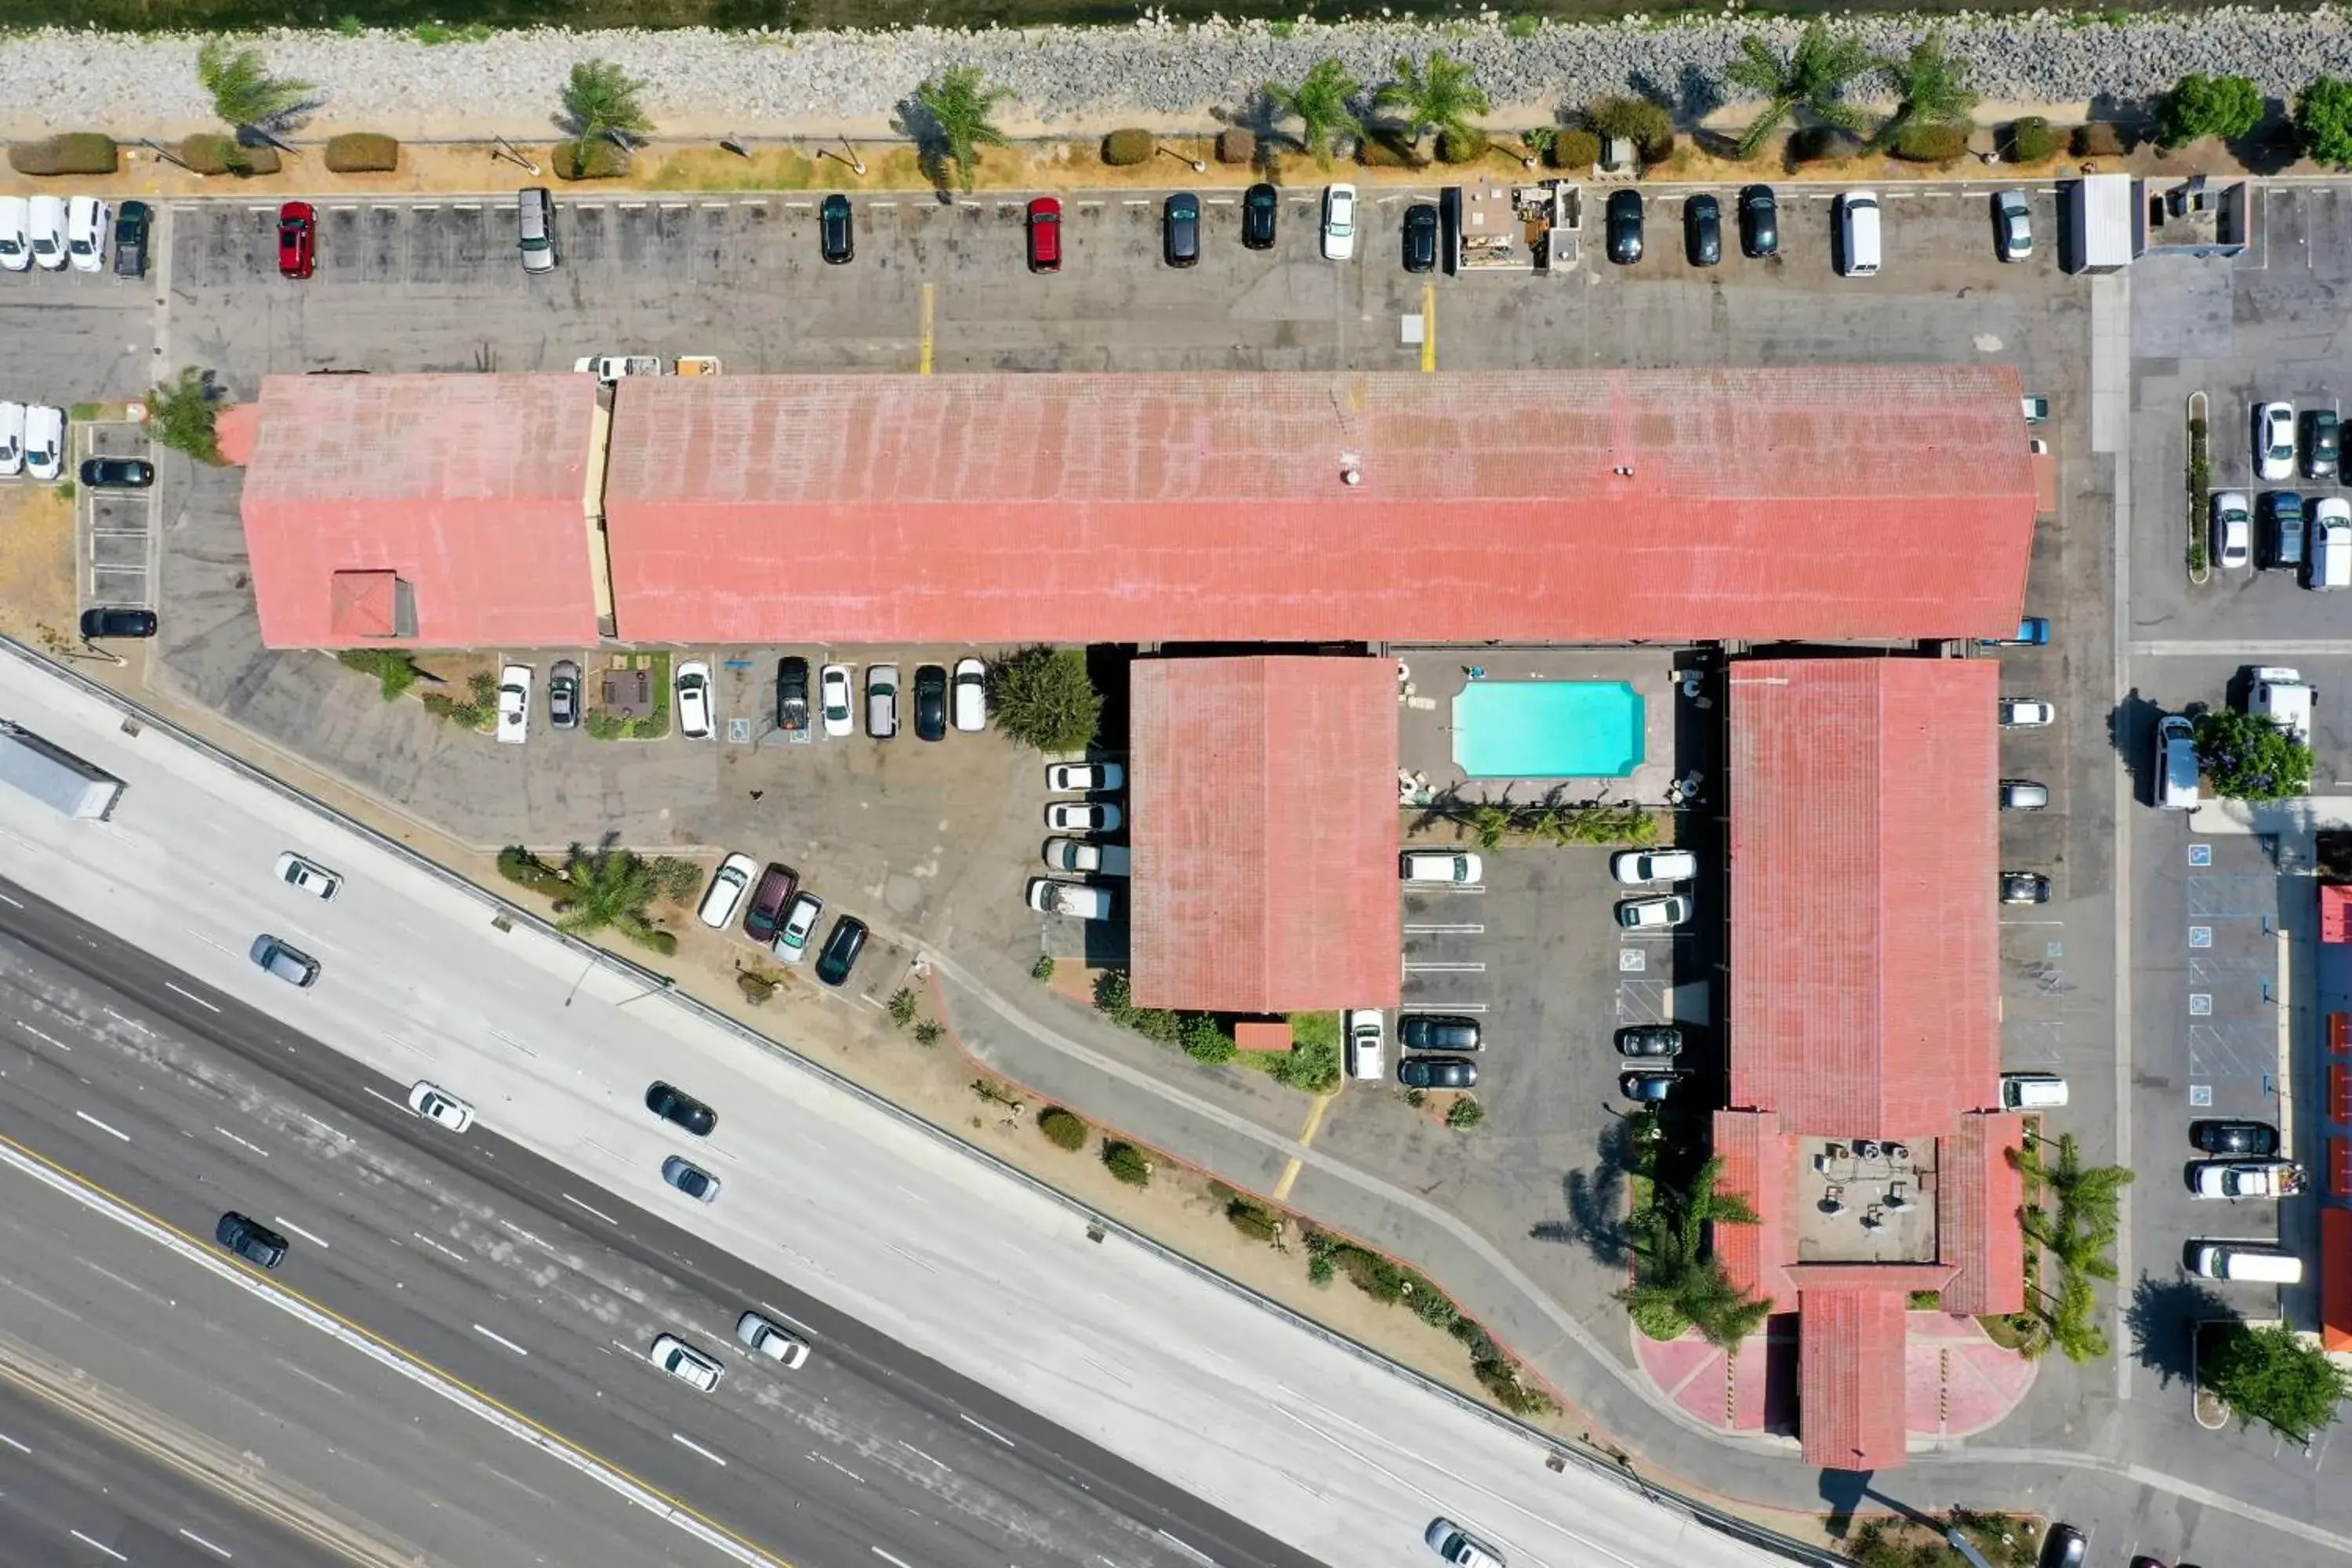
[1393,650,1687,808]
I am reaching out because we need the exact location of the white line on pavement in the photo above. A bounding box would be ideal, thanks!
[1403,962,1485,973]
[271,1216,330,1249]
[74,1109,130,1142]
[473,1323,530,1356]
[182,930,233,955]
[214,1126,270,1159]
[0,1429,28,1453]
[1403,924,1485,935]
[362,1086,405,1112]
[176,1526,233,1559]
[809,1450,866,1483]
[17,1019,71,1051]
[163,983,219,1012]
[1155,1529,1215,1565]
[897,1440,949,1472]
[0,891,17,907]
[411,1232,466,1263]
[958,1413,1014,1447]
[71,1530,128,1562]
[100,1008,148,1033]
[564,1192,619,1225]
[673,1432,728,1466]
[872,1548,915,1568]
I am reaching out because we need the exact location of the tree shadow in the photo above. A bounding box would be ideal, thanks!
[891,97,953,198]
[1623,66,1722,127]
[2227,107,2302,176]
[2125,1272,2236,1389]
[1529,1111,1652,1266]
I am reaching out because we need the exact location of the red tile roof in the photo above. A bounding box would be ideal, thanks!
[1729,659,2002,1138]
[241,374,604,649]
[1128,656,1400,1012]
[2325,884,2352,943]
[1798,1288,1910,1471]
[1712,1109,1791,1311]
[1938,1112,2027,1316]
[328,569,399,639]
[2325,1207,2352,1353]
[601,369,2037,646]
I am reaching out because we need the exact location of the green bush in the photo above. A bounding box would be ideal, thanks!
[648,856,703,903]
[1267,1037,1341,1094]
[1179,1013,1237,1065]
[1408,1281,1460,1330]
[1893,123,1969,164]
[640,929,678,957]
[1102,128,1155,165]
[1359,132,1421,169]
[1446,1096,1486,1130]
[1029,954,1055,982]
[553,140,633,180]
[1338,1245,1407,1303]
[324,132,401,173]
[912,1019,944,1047]
[1546,128,1601,169]
[1037,1106,1088,1151]
[1216,128,1255,165]
[336,648,419,701]
[984,646,1100,753]
[147,366,224,466]
[495,846,568,898]
[180,135,281,176]
[887,987,918,1028]
[1102,1141,1152,1186]
[1584,95,1675,161]
[2158,73,2262,148]
[9,133,118,176]
[1435,126,1487,164]
[584,710,625,740]
[2005,117,2058,163]
[737,970,779,1005]
[2296,77,2352,166]
[1225,1196,1283,1243]
[1308,1253,1336,1285]
[2074,121,2128,158]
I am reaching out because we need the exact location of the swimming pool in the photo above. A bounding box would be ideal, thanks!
[1451,681,1646,779]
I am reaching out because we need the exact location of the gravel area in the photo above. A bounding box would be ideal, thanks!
[7,13,2352,138]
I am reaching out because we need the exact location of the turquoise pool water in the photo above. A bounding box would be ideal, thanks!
[1451,681,1646,779]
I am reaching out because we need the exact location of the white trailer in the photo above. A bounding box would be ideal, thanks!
[0,720,123,819]
[2066,175,2136,274]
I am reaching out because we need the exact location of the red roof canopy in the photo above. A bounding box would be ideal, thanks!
[601,368,2037,646]
[1798,1290,1910,1471]
[1129,656,1400,1012]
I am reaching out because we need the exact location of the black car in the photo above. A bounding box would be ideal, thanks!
[1613,1025,1682,1058]
[1620,1069,1685,1102]
[216,1212,289,1269]
[79,456,154,489]
[1738,183,1777,257]
[1399,1014,1480,1052]
[2038,1524,2085,1568]
[2190,1119,2280,1157]
[2307,408,2342,480]
[1164,193,1200,268]
[644,1081,717,1138]
[1605,189,1642,265]
[2000,870,2050,905]
[548,659,580,729]
[815,915,868,988]
[1402,203,1439,274]
[1685,193,1721,267]
[777,655,811,732]
[79,607,157,640]
[913,662,948,741]
[2264,491,2307,569]
[1398,1055,1476,1090]
[1241,182,1279,250]
[113,199,149,278]
[819,194,854,265]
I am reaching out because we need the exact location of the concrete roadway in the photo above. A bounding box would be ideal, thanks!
[0,886,1284,1568]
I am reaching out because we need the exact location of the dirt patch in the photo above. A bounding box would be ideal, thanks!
[0,485,80,648]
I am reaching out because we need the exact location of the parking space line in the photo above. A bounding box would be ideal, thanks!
[1403,923,1483,935]
[1403,961,1484,973]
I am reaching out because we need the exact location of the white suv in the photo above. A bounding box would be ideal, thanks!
[648,1334,721,1392]
[495,664,532,745]
[1322,183,1357,261]
[1401,851,1482,884]
[24,405,64,483]
[1345,1009,1385,1082]
[65,196,109,273]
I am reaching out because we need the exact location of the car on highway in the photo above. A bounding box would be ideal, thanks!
[1027,196,1062,273]
[698,852,757,928]
[66,194,108,272]
[736,1311,812,1369]
[815,914,868,988]
[1610,848,1697,884]
[1999,698,2055,728]
[1047,760,1123,792]
[78,608,157,641]
[215,1212,289,1270]
[1685,192,1720,267]
[278,200,316,279]
[743,862,797,941]
[0,401,20,475]
[1163,192,1200,267]
[1403,202,1439,273]
[1621,1069,1686,1102]
[407,1081,476,1133]
[1045,838,1130,876]
[771,891,822,963]
[1046,800,1123,833]
[820,662,854,738]
[1399,1014,1480,1052]
[1606,188,1642,264]
[24,405,63,482]
[952,655,986,732]
[2257,401,2297,481]
[914,663,949,742]
[1242,182,1279,249]
[2211,491,2252,570]
[1401,850,1481,884]
[2001,870,2051,904]
[819,193,854,264]
[648,1334,722,1392]
[27,194,64,270]
[866,663,899,739]
[1425,1518,1504,1568]
[546,659,581,729]
[776,655,810,734]
[662,1155,722,1203]
[645,1081,717,1137]
[79,456,154,489]
[2190,1119,2279,1157]
[249,935,320,988]
[1322,183,1357,261]
[495,664,532,746]
[1614,1025,1682,1058]
[1398,1055,1476,1090]
[1994,189,2032,262]
[676,659,714,739]
[1616,895,1691,931]
[0,197,27,271]
[274,851,341,900]
[1738,183,1777,258]
[1345,1008,1385,1081]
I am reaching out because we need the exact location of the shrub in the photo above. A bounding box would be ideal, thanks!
[1546,128,1601,169]
[1037,1105,1088,1151]
[1102,128,1155,165]
[1029,954,1055,982]
[985,646,1101,753]
[1216,128,1255,165]
[1225,1196,1283,1243]
[495,846,568,898]
[1102,1141,1151,1186]
[912,1018,944,1047]
[648,856,703,903]
[9,133,118,176]
[1359,132,1421,169]
[552,140,632,180]
[324,132,400,173]
[336,648,419,701]
[1446,1097,1486,1130]
[2296,77,2352,166]
[1435,126,1487,164]
[887,987,918,1028]
[148,367,224,466]
[737,970,779,1005]
[1893,123,1969,164]
[180,135,281,176]
[2006,116,2058,163]
[2074,121,2128,158]
[1585,95,1675,161]
[1179,1013,1237,1065]
[1338,1244,1408,1303]
[1472,1359,1555,1417]
[2158,73,2262,148]
[1408,1282,1460,1330]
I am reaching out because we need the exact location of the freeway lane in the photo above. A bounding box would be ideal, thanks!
[0,886,1283,1568]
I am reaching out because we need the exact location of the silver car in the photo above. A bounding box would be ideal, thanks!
[735,1311,812,1369]
[866,664,899,739]
[517,187,556,274]
[1994,190,2031,262]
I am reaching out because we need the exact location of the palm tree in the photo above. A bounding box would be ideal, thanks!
[1377,49,1490,154]
[1617,1157,1772,1348]
[1867,30,1977,152]
[1723,21,1875,159]
[561,58,656,161]
[915,66,1012,193]
[197,41,314,140]
[552,844,667,951]
[1264,57,1363,168]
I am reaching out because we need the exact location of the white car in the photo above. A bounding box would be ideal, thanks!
[1610,849,1697,885]
[698,851,757,929]
[735,1311,811,1370]
[771,891,822,963]
[495,664,532,745]
[0,401,24,477]
[1046,761,1123,792]
[1426,1519,1505,1568]
[273,851,341,900]
[24,405,64,483]
[676,659,713,739]
[1617,895,1692,931]
[26,195,65,270]
[1046,800,1123,833]
[1401,851,1482,884]
[0,197,27,272]
[406,1081,476,1133]
[866,663,899,739]
[65,196,109,273]
[820,662,854,738]
[1322,183,1358,261]
[1999,699,2055,728]
[2257,402,2297,481]
[1345,1008,1385,1082]
[1044,838,1130,877]
[647,1334,721,1392]
[2188,1160,2306,1200]
[2211,492,2252,570]
[952,655,987,732]
[1027,877,1115,920]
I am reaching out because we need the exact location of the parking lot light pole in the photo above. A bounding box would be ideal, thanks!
[1156,143,1207,175]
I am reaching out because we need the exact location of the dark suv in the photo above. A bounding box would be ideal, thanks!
[1685,193,1721,267]
[1163,193,1200,268]
[1241,183,1278,250]
[1402,203,1439,274]
[1399,1014,1481,1051]
[216,1212,289,1269]
[819,194,854,264]
[1738,183,1778,257]
[1606,189,1643,265]
[2265,491,2307,570]
[777,655,810,732]
[644,1081,717,1137]
[913,663,948,741]
[815,915,868,987]
[2305,408,2342,480]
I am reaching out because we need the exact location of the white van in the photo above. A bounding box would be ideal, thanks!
[2154,713,2201,811]
[517,187,556,274]
[2250,667,2314,746]
[1838,191,1882,278]
[2310,499,2352,590]
[2188,1243,2303,1284]
[2000,1073,2068,1111]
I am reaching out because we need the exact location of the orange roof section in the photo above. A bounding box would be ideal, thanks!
[1128,656,1400,1013]
[1798,1290,1910,1471]
[601,368,2037,646]
[241,374,605,649]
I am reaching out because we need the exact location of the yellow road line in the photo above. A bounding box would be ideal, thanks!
[919,281,935,374]
[1272,1091,1339,1201]
[1420,281,1436,372]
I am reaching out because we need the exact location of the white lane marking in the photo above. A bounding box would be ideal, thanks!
[411,1232,466,1263]
[1155,1530,1214,1566]
[893,1183,927,1207]
[1403,962,1485,973]
[672,1432,728,1466]
[17,1019,71,1051]
[496,1218,554,1252]
[379,1029,421,1056]
[0,1429,28,1453]
[1404,923,1485,935]
[271,1216,330,1249]
[0,891,20,907]
[71,1530,129,1562]
[214,1126,270,1158]
[362,1086,406,1112]
[74,1109,130,1142]
[296,1111,347,1142]
[564,1192,618,1225]
[101,1008,150,1034]
[873,1548,916,1568]
[958,1413,1013,1447]
[182,929,234,955]
[177,1526,234,1558]
[808,1450,864,1483]
[473,1323,530,1356]
[883,1241,936,1274]
[164,983,220,1011]
[485,1026,538,1058]
[898,1439,949,1472]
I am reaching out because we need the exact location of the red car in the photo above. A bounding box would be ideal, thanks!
[277,201,315,279]
[1026,196,1061,274]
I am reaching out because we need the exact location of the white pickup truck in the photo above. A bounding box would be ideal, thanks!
[2189,1160,2307,1200]
[572,355,664,383]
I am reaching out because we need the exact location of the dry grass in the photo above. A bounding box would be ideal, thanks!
[0,485,80,649]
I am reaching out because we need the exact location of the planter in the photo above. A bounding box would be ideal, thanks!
[2191,1319,2231,1430]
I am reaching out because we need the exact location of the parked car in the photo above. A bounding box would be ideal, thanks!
[866,663,899,739]
[815,915,868,987]
[0,402,20,475]
[0,197,27,271]
[772,891,823,964]
[1027,879,1116,920]
[1242,182,1279,250]
[1398,1056,1476,1090]
[1606,189,1643,264]
[1737,183,1777,258]
[1345,1009,1385,1082]
[1999,699,2056,728]
[775,655,810,733]
[952,655,986,732]
[1620,1069,1685,1102]
[27,195,64,270]
[2038,1524,2085,1568]
[1999,779,2050,811]
[1616,895,1691,931]
[1610,848,1697,885]
[274,852,340,900]
[662,1155,721,1203]
[249,935,320,988]
[278,200,316,279]
[1047,761,1124,792]
[2211,491,2252,570]
[1046,800,1122,833]
[2190,1119,2279,1157]
[2307,408,2342,479]
[644,1081,717,1136]
[517,186,556,274]
[2001,870,2051,904]
[647,1334,722,1392]
[24,405,63,482]
[1994,189,2032,262]
[2313,497,2352,590]
[1402,202,1439,273]
[1399,1014,1480,1052]
[407,1081,476,1133]
[65,195,109,273]
[1614,1025,1682,1058]
[676,659,714,739]
[1322,183,1358,261]
[698,852,757,929]
[2187,1160,2305,1200]
[1045,839,1131,876]
[1425,1519,1504,1568]
[2022,395,2050,424]
[1163,192,1200,267]
[743,863,798,941]
[216,1212,289,1269]
[78,607,157,640]
[819,193,854,264]
[2256,401,2297,481]
[820,662,854,738]
[1027,196,1062,273]
[913,663,948,742]
[494,665,532,746]
[1685,193,1720,267]
[2264,490,2308,571]
[736,1311,812,1369]
[1401,851,1482,884]
[1983,616,2051,648]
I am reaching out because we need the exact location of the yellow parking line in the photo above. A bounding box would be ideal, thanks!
[1272,1091,1338,1201]
[1421,281,1436,372]
[918,281,935,374]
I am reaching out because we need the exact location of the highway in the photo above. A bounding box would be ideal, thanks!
[0,644,1795,1568]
